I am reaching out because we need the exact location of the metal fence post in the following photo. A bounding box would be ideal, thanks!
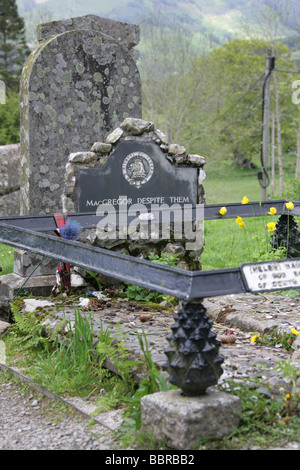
[163,300,224,395]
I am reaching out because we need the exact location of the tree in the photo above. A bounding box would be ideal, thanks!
[188,38,270,167]
[138,7,212,145]
[0,0,30,90]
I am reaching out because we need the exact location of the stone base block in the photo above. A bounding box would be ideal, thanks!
[141,388,240,450]
[13,250,58,277]
[0,320,11,338]
[0,298,12,322]
[0,272,57,299]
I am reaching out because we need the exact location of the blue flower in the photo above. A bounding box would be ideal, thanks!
[59,219,83,240]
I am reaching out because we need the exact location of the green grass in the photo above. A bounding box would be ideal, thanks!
[201,215,286,271]
[0,243,14,275]
[201,158,300,270]
[204,173,262,205]
[203,151,299,204]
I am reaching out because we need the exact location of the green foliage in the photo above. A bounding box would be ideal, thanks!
[255,328,298,351]
[0,91,20,144]
[275,358,300,395]
[281,177,300,200]
[148,251,180,267]
[124,284,161,303]
[84,270,103,291]
[0,0,30,90]
[198,376,300,450]
[250,234,286,263]
[24,307,110,397]
[119,329,172,445]
[9,303,52,352]
[124,251,179,303]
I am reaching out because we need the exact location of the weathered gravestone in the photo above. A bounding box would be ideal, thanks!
[0,15,142,298]
[20,14,142,216]
[63,117,206,272]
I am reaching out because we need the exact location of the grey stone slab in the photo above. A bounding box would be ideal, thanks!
[0,272,57,299]
[0,320,11,338]
[13,249,58,277]
[141,388,240,449]
[0,298,12,323]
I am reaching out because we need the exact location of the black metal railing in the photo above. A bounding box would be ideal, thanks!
[0,199,299,395]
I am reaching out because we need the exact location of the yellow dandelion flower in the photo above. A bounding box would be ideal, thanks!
[241,196,249,205]
[291,328,299,336]
[219,206,227,216]
[268,207,277,215]
[239,221,245,228]
[285,201,294,210]
[235,216,243,224]
[285,393,291,399]
[266,222,276,232]
[250,334,260,343]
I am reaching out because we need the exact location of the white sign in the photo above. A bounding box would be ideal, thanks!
[241,259,300,293]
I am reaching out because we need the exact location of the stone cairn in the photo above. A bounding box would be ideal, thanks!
[62,116,206,271]
[62,116,225,398]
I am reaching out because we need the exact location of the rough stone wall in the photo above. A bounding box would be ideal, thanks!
[20,15,142,216]
[63,117,206,270]
[0,144,20,216]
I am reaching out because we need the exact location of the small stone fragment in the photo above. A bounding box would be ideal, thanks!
[106,127,123,144]
[168,143,186,155]
[91,142,112,154]
[187,154,206,166]
[69,152,97,164]
[120,117,154,135]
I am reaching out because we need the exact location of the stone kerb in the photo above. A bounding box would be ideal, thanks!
[20,15,142,216]
[62,117,206,270]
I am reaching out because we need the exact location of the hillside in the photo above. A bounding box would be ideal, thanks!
[16,0,300,51]
[16,0,256,43]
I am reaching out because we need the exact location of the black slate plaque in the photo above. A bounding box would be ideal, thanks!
[77,141,198,213]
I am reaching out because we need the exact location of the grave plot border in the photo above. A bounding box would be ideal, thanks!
[0,199,299,299]
[0,199,299,395]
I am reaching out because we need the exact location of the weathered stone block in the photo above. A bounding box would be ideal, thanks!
[141,389,240,450]
[91,142,112,154]
[13,250,58,277]
[0,320,10,338]
[0,298,12,323]
[0,273,57,299]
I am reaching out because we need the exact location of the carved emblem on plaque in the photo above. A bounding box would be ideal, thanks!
[122,152,154,188]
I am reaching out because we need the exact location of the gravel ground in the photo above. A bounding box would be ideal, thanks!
[0,380,122,450]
